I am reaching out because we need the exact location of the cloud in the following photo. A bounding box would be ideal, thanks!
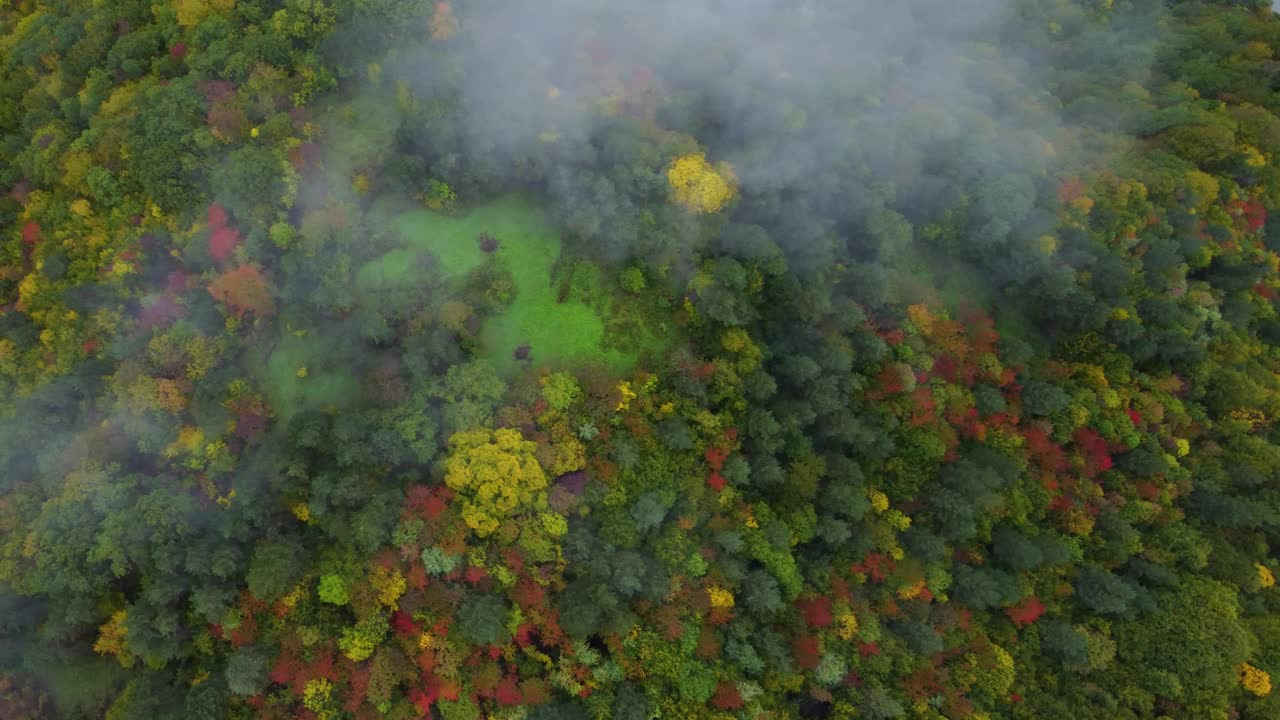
[356,0,1082,269]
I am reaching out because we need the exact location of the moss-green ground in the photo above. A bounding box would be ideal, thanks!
[385,195,669,376]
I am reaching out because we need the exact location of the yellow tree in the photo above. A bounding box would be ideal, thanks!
[1240,662,1273,697]
[94,610,134,668]
[444,428,550,538]
[667,153,737,214]
[175,0,237,29]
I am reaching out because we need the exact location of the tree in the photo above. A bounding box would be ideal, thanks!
[456,595,510,646]
[225,647,268,696]
[210,145,286,220]
[1115,577,1253,715]
[540,372,582,411]
[430,2,459,40]
[1040,621,1090,670]
[1005,595,1047,628]
[433,361,506,436]
[126,82,202,211]
[667,153,737,214]
[951,565,1020,610]
[245,541,306,602]
[207,265,276,318]
[0,674,50,720]
[175,0,236,29]
[993,526,1045,571]
[1074,566,1136,617]
[860,686,906,719]
[1240,663,1272,697]
[318,574,349,605]
[443,428,551,539]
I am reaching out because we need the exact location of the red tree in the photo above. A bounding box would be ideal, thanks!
[1005,595,1046,627]
[704,446,729,470]
[391,611,420,637]
[208,203,227,229]
[494,677,523,706]
[1024,428,1067,473]
[345,665,371,713]
[208,265,276,318]
[1058,177,1086,204]
[796,596,833,628]
[792,635,820,670]
[1242,200,1267,232]
[1074,428,1112,478]
[208,227,240,262]
[710,682,744,710]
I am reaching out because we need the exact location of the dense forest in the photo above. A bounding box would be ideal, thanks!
[5,0,1280,718]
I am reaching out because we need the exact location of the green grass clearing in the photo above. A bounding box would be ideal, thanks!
[374,195,670,376]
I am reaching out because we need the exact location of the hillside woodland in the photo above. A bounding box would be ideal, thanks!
[5,1,1280,719]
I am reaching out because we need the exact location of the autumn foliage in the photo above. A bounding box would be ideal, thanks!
[7,3,1280,720]
[667,153,738,213]
[208,265,276,317]
[1005,595,1046,627]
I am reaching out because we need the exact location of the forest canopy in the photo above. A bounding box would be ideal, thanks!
[5,1,1280,719]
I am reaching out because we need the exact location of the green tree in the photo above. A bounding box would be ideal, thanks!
[245,541,306,602]
[456,595,510,646]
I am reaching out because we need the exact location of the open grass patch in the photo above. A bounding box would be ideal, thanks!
[375,195,671,375]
